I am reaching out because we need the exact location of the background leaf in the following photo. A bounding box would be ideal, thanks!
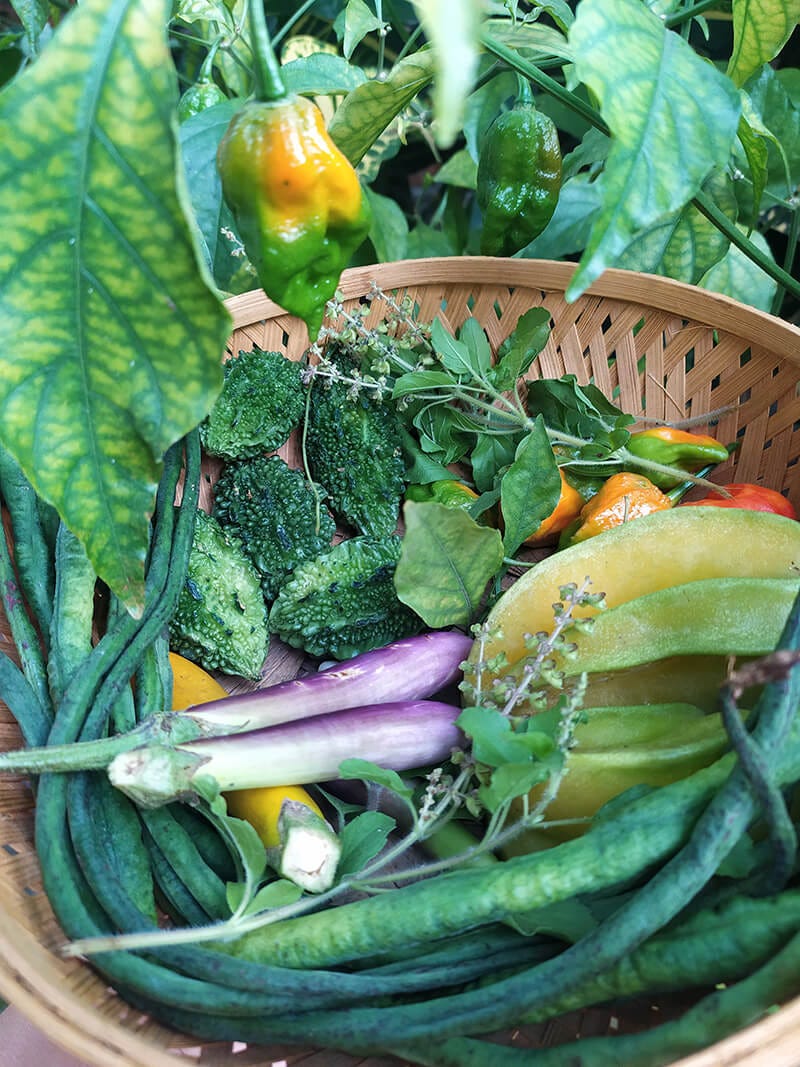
[410,0,485,148]
[567,0,741,300]
[0,0,230,611]
[0,0,230,610]
[328,51,435,165]
[395,501,504,628]
[727,0,800,88]
[699,228,779,311]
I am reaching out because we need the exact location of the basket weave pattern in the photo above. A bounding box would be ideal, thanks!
[1,258,800,1067]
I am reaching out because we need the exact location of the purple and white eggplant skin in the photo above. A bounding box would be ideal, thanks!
[185,631,472,731]
[108,700,465,808]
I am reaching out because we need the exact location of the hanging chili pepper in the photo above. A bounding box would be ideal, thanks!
[476,77,562,257]
[626,427,731,488]
[680,483,797,519]
[559,472,672,548]
[216,7,370,337]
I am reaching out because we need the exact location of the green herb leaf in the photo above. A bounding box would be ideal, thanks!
[470,430,522,494]
[500,419,561,557]
[492,307,551,391]
[227,878,304,917]
[567,0,741,300]
[431,318,485,377]
[458,705,552,767]
[0,0,230,613]
[337,811,397,877]
[339,758,416,801]
[282,52,368,96]
[526,376,631,445]
[727,0,800,88]
[479,760,554,812]
[395,501,505,628]
[393,370,457,399]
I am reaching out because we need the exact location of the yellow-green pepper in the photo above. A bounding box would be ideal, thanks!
[217,94,371,337]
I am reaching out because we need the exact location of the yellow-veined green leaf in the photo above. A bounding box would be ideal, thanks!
[0,0,230,613]
[727,0,800,88]
[566,0,741,301]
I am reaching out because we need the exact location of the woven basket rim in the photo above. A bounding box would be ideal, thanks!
[225,257,800,360]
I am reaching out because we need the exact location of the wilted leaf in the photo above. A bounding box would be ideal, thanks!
[567,0,741,300]
[395,501,504,628]
[727,0,800,88]
[328,51,436,165]
[0,0,230,611]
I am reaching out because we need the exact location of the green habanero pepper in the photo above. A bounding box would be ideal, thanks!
[476,78,562,257]
[217,93,371,338]
[178,79,227,122]
[626,427,731,488]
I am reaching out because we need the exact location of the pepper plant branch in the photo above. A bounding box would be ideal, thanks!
[248,0,287,102]
[480,30,800,308]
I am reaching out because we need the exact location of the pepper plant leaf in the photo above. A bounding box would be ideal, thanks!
[566,0,741,301]
[328,50,435,165]
[727,0,800,88]
[616,170,739,285]
[0,0,230,614]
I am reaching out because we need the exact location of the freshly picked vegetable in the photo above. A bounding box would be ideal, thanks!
[681,482,798,518]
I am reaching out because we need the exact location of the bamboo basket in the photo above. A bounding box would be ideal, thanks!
[2,256,800,1067]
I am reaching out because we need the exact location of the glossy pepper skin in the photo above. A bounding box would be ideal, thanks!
[217,94,371,337]
[476,80,562,257]
[178,79,227,121]
[525,469,584,545]
[681,482,798,519]
[405,480,478,510]
[626,427,730,488]
[560,471,672,547]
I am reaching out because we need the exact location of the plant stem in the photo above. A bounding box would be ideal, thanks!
[248,0,287,102]
[665,1,731,29]
[272,0,318,47]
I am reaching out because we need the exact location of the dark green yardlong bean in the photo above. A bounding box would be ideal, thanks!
[0,652,51,747]
[0,447,56,640]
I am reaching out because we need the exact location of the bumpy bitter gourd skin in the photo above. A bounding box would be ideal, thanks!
[213,455,336,600]
[216,94,371,337]
[169,510,269,680]
[306,353,406,538]
[201,348,305,460]
[268,535,421,660]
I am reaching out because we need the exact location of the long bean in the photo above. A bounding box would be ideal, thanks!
[391,926,800,1067]
[0,502,52,717]
[0,652,51,747]
[0,447,56,640]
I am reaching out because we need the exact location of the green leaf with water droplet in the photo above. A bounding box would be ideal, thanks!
[0,0,230,614]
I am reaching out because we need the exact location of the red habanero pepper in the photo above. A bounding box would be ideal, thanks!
[680,483,797,519]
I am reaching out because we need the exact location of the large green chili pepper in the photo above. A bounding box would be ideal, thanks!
[476,78,562,256]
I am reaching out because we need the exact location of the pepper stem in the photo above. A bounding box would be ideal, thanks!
[248,0,288,102]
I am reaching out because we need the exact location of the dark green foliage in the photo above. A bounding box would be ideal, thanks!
[200,348,306,460]
[213,455,336,600]
[169,509,269,679]
[306,358,406,537]
[268,535,421,659]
